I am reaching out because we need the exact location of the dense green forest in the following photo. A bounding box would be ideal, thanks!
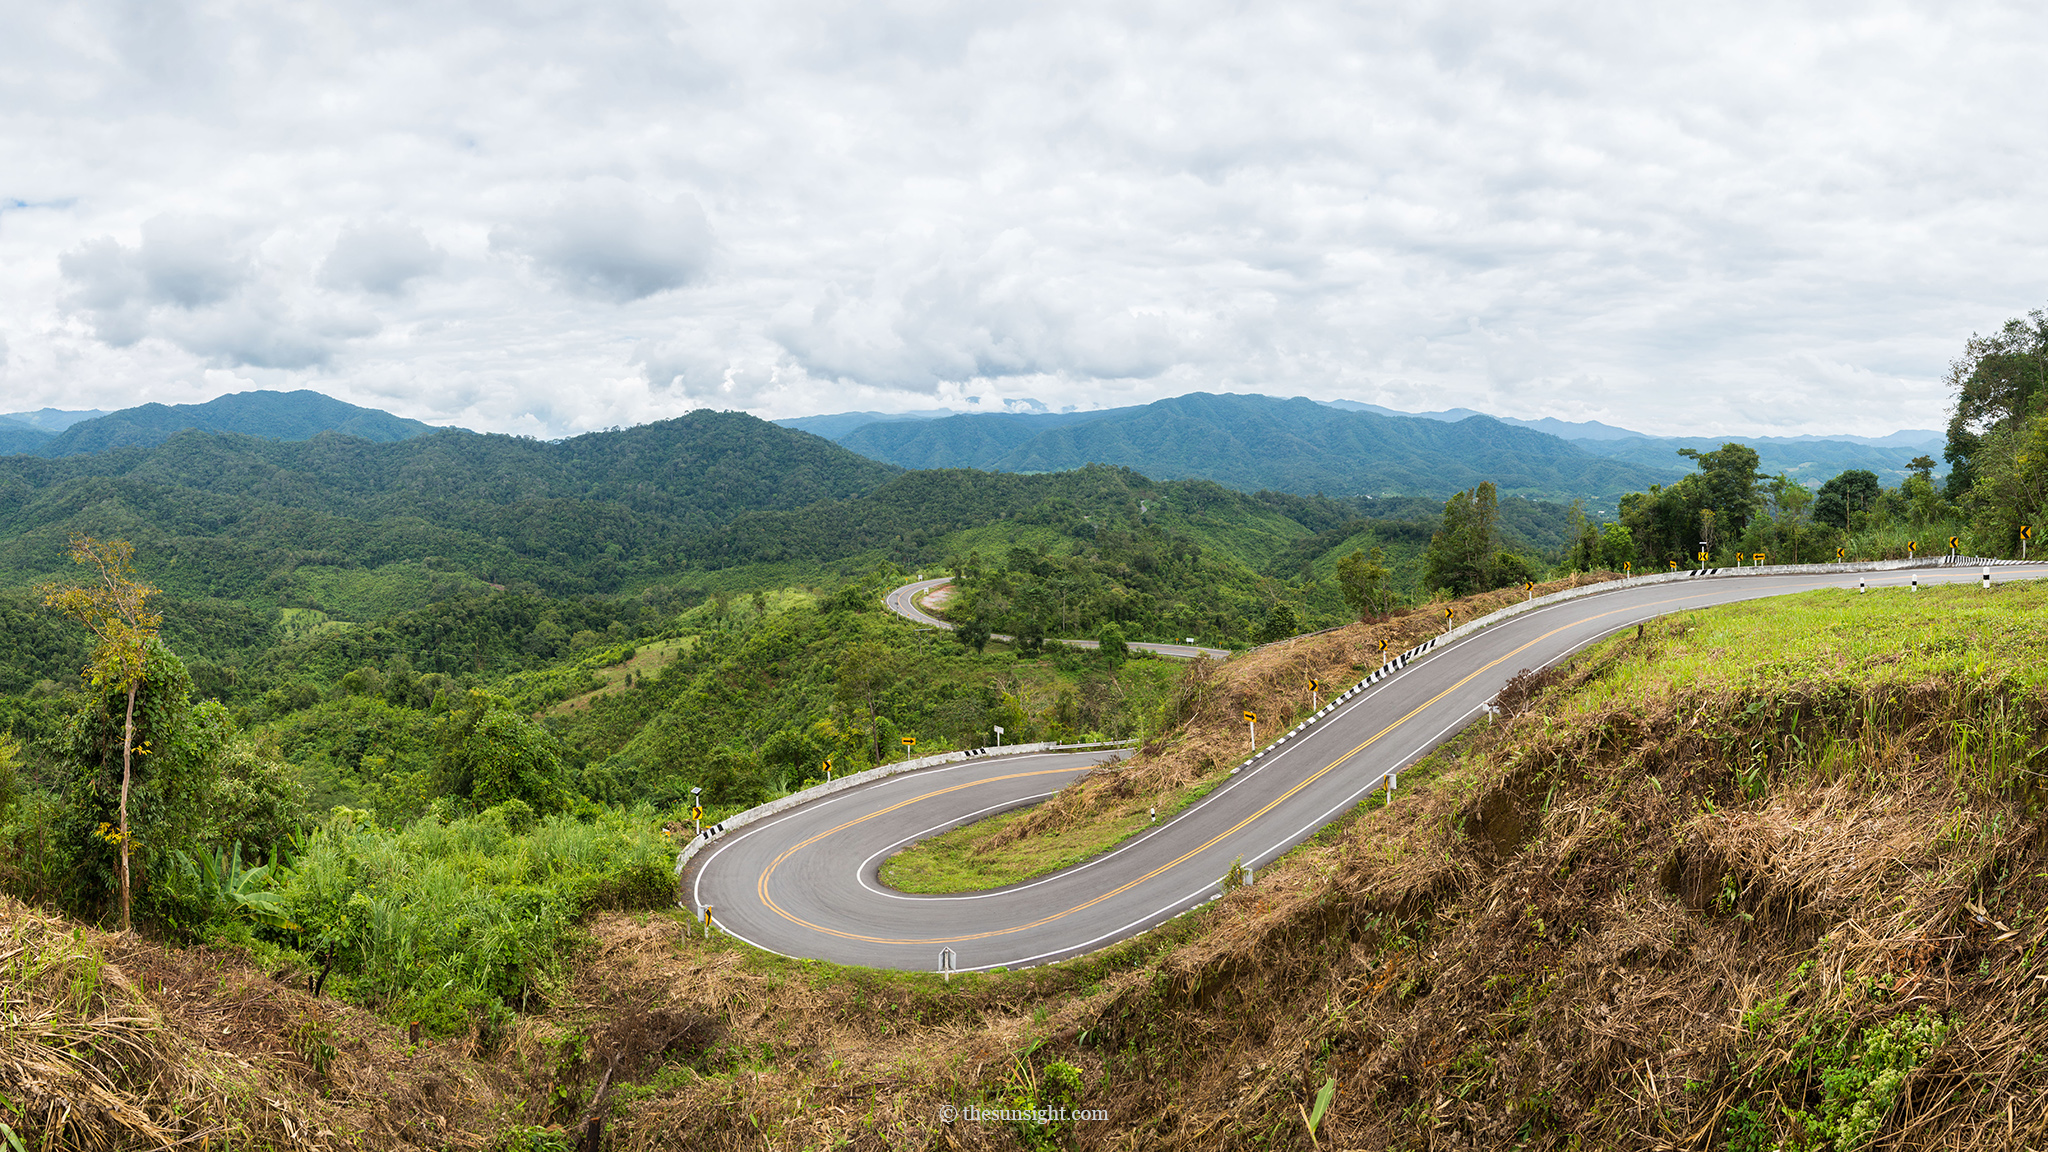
[0,410,902,600]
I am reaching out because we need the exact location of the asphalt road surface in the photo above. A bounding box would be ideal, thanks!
[694,563,2041,971]
[882,576,1234,660]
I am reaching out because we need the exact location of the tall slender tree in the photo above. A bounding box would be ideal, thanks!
[41,536,161,934]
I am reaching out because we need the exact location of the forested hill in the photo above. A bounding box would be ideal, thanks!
[690,462,1574,573]
[836,392,1679,503]
[31,389,440,457]
[0,410,901,599]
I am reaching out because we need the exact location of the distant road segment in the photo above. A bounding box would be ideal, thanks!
[882,576,1234,660]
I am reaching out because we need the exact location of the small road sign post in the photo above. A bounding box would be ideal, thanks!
[1753,553,1765,566]
[1951,535,1961,559]
[1243,710,1257,748]
[1668,560,1677,571]
[901,736,916,759]
[939,947,956,982]
[2023,525,2032,561]
[1523,580,1535,600]
[689,786,703,836]
[992,724,1004,748]
[1441,605,1453,634]
[1908,541,1918,558]
[1697,550,1709,566]
[822,759,833,782]
[1308,678,1320,710]
[1623,561,1631,576]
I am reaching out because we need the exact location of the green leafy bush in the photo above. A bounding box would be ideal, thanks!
[275,804,673,1034]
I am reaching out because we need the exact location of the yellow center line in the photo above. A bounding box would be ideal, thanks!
[757,578,1841,946]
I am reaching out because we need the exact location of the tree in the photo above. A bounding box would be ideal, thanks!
[42,536,161,933]
[1945,308,2048,499]
[1566,500,1599,571]
[1677,444,1763,539]
[1598,523,1636,570]
[1335,546,1394,620]
[1966,411,2048,555]
[1095,622,1129,667]
[1424,482,1500,596]
[434,692,572,815]
[955,616,992,653]
[1258,603,1300,643]
[1813,469,1882,529]
[1488,550,1540,588]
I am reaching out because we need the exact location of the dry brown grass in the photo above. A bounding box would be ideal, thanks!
[0,894,536,1150]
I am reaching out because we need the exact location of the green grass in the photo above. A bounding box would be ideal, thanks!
[1555,581,2048,720]
[879,801,1158,894]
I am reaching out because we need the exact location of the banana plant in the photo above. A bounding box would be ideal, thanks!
[169,841,300,931]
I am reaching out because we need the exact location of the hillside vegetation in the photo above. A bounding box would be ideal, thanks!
[0,409,901,600]
[13,580,2046,1149]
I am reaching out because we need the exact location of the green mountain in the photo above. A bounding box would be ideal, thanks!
[33,390,439,457]
[0,410,902,605]
[835,393,1677,503]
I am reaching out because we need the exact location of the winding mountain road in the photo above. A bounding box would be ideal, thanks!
[883,576,1233,660]
[692,563,2040,972]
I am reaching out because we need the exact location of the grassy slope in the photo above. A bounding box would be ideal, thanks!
[24,581,2048,1149]
[626,580,2048,1150]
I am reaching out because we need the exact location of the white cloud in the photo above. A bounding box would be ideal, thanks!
[1,1,2044,437]
[319,222,444,296]
[57,213,372,368]
[490,180,712,303]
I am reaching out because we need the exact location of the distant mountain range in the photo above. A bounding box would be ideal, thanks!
[2,385,1944,512]
[2,390,439,458]
[785,396,1945,492]
[816,393,1675,505]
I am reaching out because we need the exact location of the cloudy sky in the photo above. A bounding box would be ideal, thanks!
[3,1,2043,439]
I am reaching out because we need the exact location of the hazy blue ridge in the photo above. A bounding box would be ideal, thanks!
[34,389,439,457]
[834,392,1678,501]
[0,408,109,433]
[0,420,53,455]
[1572,435,1942,485]
[773,409,957,440]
